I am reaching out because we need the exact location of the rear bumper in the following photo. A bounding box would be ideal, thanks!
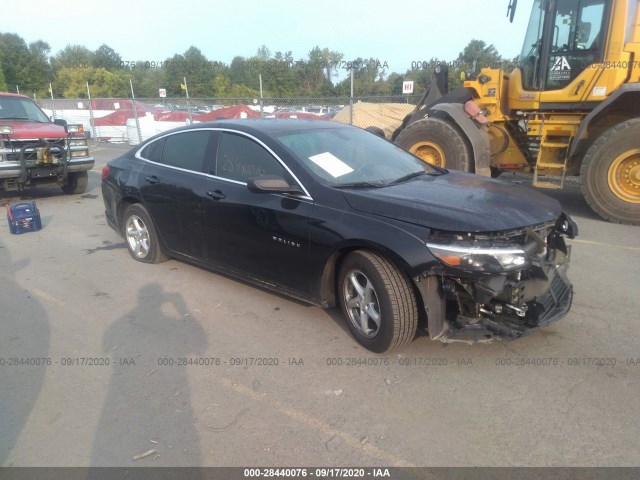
[101,180,121,234]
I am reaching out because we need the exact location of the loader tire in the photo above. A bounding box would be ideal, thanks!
[394,117,472,172]
[580,118,640,226]
[365,126,387,139]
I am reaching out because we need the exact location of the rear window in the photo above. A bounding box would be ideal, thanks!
[139,138,165,163]
[161,131,211,172]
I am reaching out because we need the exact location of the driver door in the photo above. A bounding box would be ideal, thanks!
[202,131,315,296]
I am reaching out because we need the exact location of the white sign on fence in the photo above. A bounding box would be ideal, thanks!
[159,88,167,98]
[402,81,414,94]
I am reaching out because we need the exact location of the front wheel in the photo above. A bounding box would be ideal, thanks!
[580,118,640,225]
[338,251,418,353]
[122,204,168,263]
[61,171,88,194]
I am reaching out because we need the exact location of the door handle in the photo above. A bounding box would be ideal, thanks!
[145,175,160,184]
[207,189,226,200]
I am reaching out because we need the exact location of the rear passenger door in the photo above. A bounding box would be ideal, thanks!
[203,130,314,296]
[138,129,214,259]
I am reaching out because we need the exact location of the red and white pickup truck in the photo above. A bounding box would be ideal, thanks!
[0,92,94,194]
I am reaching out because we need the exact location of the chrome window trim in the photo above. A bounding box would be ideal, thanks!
[134,127,313,201]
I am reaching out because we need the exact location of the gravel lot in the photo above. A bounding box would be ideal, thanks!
[1,142,639,467]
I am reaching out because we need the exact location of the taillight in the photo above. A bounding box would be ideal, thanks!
[101,165,110,181]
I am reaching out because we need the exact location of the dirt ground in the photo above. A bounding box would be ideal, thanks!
[1,142,639,468]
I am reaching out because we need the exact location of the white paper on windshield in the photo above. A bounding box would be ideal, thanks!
[309,152,353,178]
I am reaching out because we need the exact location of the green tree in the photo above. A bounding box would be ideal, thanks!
[130,66,166,98]
[300,46,342,93]
[256,45,271,60]
[386,72,405,95]
[24,40,53,95]
[235,48,300,97]
[94,44,122,70]
[402,57,448,95]
[0,64,7,91]
[457,39,502,69]
[0,33,31,91]
[335,58,391,96]
[452,39,503,87]
[227,55,260,92]
[163,46,224,97]
[56,67,128,98]
[51,45,95,72]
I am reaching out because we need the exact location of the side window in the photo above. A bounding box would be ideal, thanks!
[139,137,165,162]
[216,132,286,183]
[546,0,606,90]
[161,131,212,173]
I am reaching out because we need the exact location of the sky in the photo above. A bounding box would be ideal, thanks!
[1,0,534,79]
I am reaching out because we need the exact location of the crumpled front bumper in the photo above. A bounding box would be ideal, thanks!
[417,246,575,344]
[451,265,573,342]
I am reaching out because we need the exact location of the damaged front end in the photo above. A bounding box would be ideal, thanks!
[418,214,578,343]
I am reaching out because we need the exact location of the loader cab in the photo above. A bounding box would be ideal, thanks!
[514,0,611,104]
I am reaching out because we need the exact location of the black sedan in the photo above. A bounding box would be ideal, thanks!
[102,119,577,352]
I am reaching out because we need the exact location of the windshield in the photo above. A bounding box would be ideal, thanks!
[275,127,441,187]
[0,96,51,123]
[519,0,546,90]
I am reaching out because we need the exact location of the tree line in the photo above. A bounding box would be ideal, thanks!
[0,32,513,99]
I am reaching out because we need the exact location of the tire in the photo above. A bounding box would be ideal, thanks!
[580,118,640,225]
[338,250,418,353]
[490,166,502,178]
[394,117,472,171]
[61,171,88,194]
[122,204,168,263]
[365,126,386,139]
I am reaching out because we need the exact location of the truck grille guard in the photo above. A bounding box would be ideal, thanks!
[6,139,70,185]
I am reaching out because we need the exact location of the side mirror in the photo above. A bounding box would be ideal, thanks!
[247,175,303,194]
[53,118,67,127]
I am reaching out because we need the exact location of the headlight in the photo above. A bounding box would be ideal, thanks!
[68,138,87,147]
[426,241,529,273]
[65,124,84,134]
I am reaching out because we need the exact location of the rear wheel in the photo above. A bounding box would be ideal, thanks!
[338,250,418,353]
[580,118,640,225]
[394,117,472,171]
[61,171,88,194]
[122,204,168,263]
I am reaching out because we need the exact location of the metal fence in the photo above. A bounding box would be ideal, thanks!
[36,94,423,144]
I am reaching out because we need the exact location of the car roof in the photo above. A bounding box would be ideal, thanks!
[135,119,356,149]
[187,118,351,136]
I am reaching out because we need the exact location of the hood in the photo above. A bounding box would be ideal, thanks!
[343,171,562,232]
[2,121,67,139]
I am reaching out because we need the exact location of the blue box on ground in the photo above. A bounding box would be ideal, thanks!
[6,202,42,234]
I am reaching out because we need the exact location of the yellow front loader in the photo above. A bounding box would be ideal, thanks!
[393,0,640,225]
